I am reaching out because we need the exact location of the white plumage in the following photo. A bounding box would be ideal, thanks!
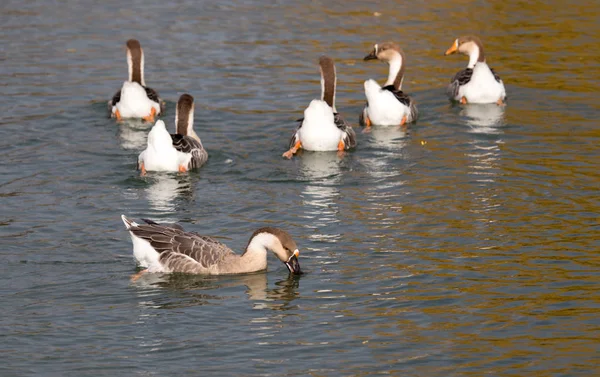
[121,216,163,271]
[453,63,506,104]
[112,81,161,119]
[363,79,411,126]
[297,100,344,151]
[138,121,191,173]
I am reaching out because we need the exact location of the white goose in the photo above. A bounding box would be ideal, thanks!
[444,35,506,105]
[121,215,301,276]
[138,94,208,175]
[360,42,418,130]
[109,39,163,122]
[282,56,356,159]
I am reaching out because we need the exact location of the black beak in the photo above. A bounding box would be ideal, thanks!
[284,254,302,275]
[363,50,377,61]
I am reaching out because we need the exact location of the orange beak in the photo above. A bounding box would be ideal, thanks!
[445,40,458,55]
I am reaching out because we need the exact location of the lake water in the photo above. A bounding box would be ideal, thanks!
[1,0,599,376]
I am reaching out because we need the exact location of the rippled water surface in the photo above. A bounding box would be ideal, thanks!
[2,1,599,376]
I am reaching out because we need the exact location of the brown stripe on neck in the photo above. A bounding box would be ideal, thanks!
[176,94,194,135]
[319,56,336,108]
[462,36,486,63]
[393,49,406,90]
[474,38,485,63]
[127,39,143,84]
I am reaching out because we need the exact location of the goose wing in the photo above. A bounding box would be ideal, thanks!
[448,68,473,98]
[358,103,369,127]
[381,85,418,121]
[489,67,502,83]
[128,222,235,271]
[334,113,357,149]
[287,121,302,150]
[381,85,412,107]
[171,134,208,169]
[108,90,121,117]
[143,86,164,113]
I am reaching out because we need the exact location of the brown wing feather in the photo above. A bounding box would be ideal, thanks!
[171,134,208,169]
[129,223,235,271]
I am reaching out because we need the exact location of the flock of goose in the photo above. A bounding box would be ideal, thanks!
[114,36,507,279]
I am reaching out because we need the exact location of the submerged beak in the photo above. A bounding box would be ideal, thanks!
[445,41,458,56]
[284,249,302,275]
[363,50,378,61]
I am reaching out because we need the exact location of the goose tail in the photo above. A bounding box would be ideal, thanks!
[121,215,138,230]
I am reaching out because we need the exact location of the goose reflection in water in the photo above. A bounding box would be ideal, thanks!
[461,104,505,231]
[298,152,342,243]
[365,125,410,151]
[132,272,301,308]
[460,103,505,134]
[116,119,151,151]
[144,173,195,213]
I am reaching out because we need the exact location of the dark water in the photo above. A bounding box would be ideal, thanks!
[2,1,599,376]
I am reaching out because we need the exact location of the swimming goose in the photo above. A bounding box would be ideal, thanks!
[282,56,356,159]
[360,42,418,130]
[108,39,163,122]
[138,94,208,175]
[121,215,302,275]
[444,36,506,105]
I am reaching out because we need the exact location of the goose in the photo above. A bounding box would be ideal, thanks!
[108,39,163,122]
[444,36,506,105]
[360,42,418,130]
[282,56,356,159]
[121,215,302,276]
[138,94,208,175]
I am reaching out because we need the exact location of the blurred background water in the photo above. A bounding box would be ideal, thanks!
[1,0,599,376]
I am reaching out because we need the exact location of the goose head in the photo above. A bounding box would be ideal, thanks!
[364,42,403,63]
[246,227,301,275]
[364,42,406,89]
[445,36,486,68]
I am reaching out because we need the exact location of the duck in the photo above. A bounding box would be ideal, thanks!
[360,42,418,130]
[138,94,208,175]
[121,215,302,276]
[282,55,356,159]
[108,39,163,122]
[444,36,506,105]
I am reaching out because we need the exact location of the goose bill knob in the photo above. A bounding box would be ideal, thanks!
[285,249,301,275]
[445,39,459,55]
[364,45,378,61]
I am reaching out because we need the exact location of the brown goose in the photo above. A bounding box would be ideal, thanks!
[121,216,302,276]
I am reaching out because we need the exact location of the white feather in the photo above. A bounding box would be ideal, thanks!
[113,81,160,119]
[363,80,411,126]
[120,215,162,270]
[138,121,189,172]
[456,63,506,104]
[297,100,343,151]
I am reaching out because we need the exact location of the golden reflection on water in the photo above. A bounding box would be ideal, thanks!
[4,0,598,374]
